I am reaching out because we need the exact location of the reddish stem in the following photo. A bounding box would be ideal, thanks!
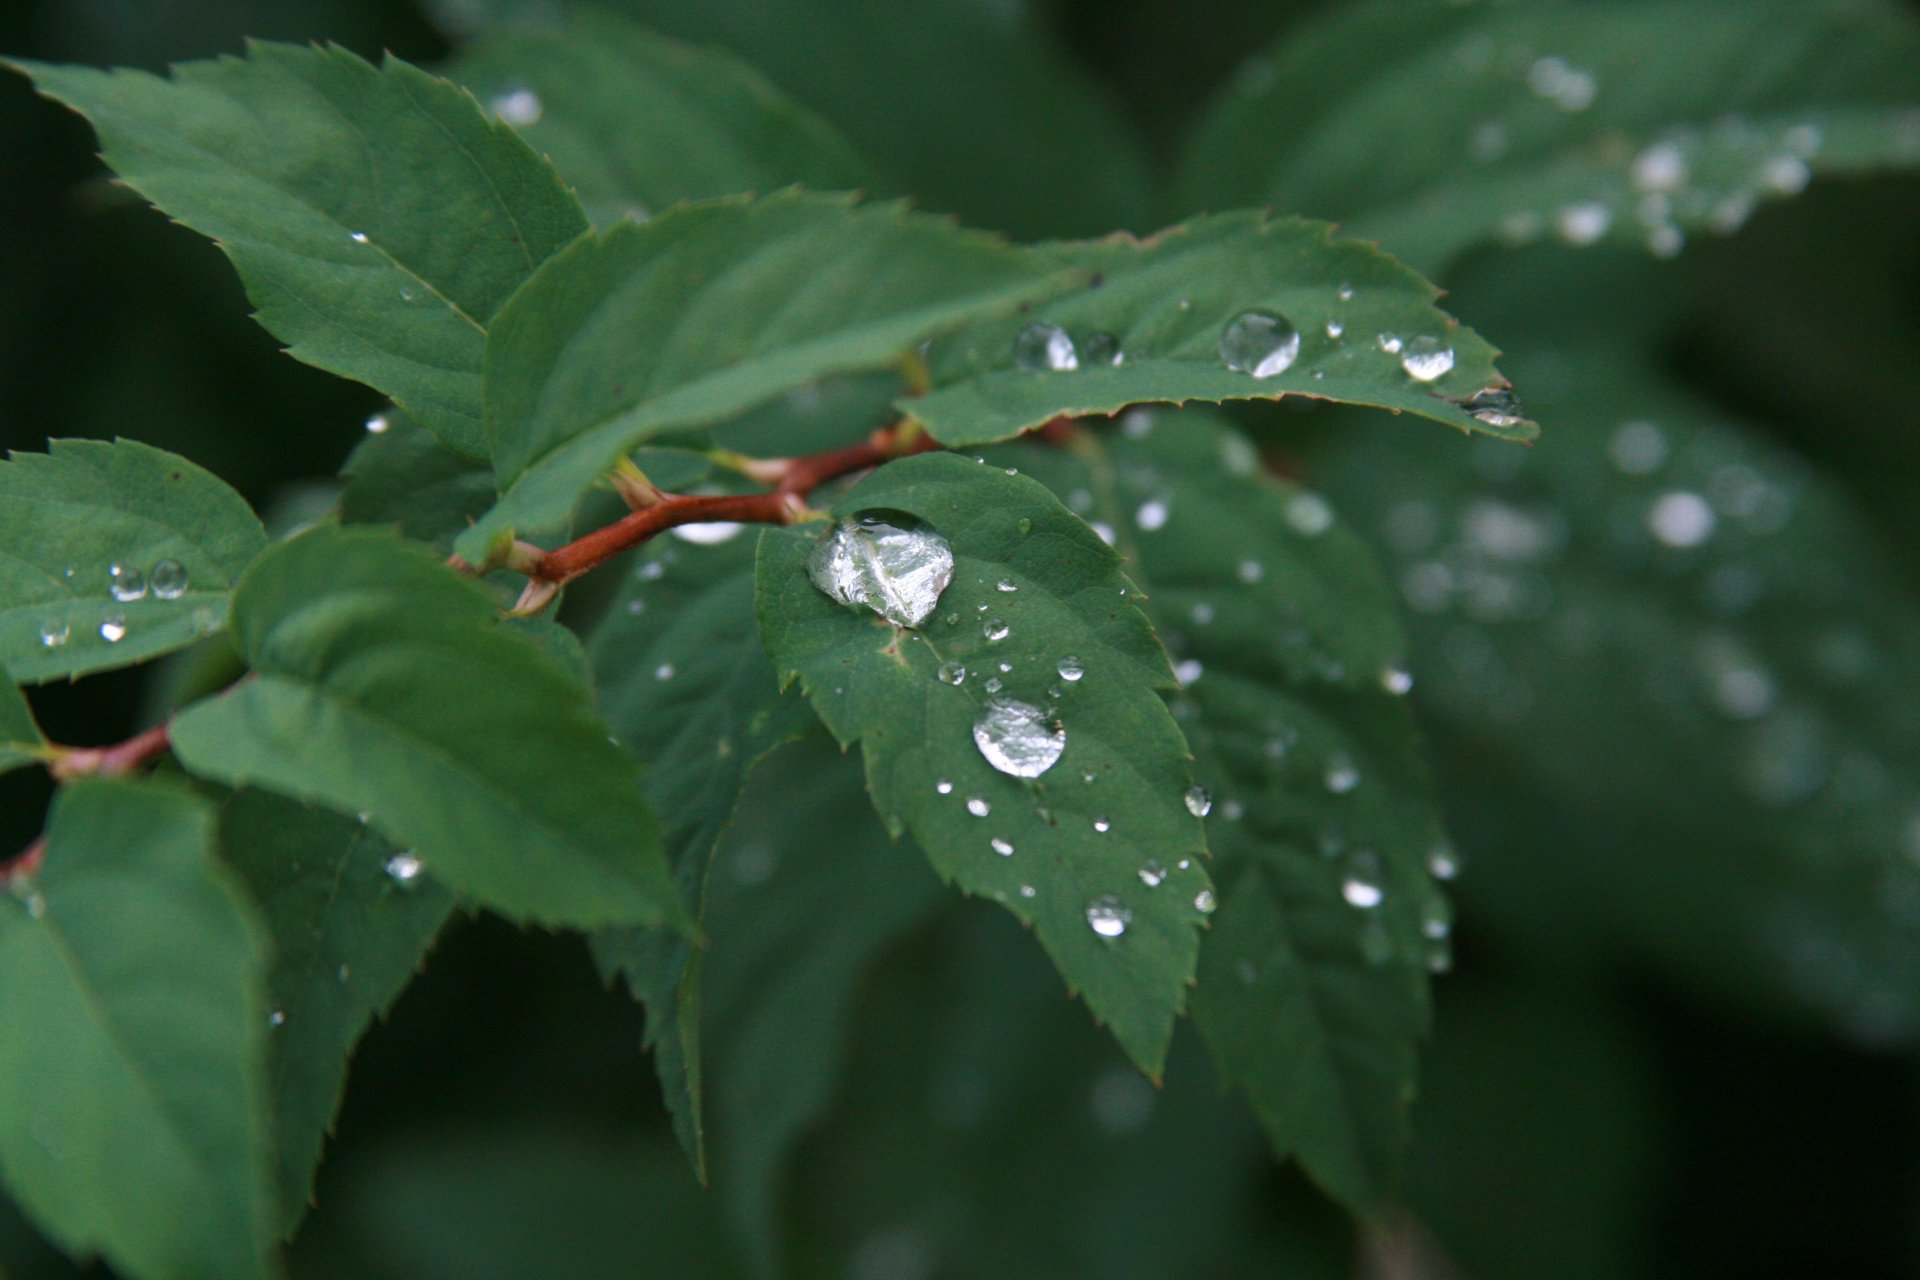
[3,838,44,882]
[48,722,172,782]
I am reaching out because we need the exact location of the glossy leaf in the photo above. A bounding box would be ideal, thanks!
[584,536,814,1171]
[756,452,1211,1076]
[1179,0,1920,274]
[0,779,276,1280]
[459,191,1065,562]
[217,789,455,1234]
[169,527,685,933]
[15,44,589,457]
[1001,415,1441,1210]
[446,13,874,227]
[0,681,46,777]
[914,212,1532,446]
[0,438,268,685]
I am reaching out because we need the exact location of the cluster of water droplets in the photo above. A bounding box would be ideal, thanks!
[37,558,195,650]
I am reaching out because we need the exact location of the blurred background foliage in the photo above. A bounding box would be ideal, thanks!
[3,0,1918,1276]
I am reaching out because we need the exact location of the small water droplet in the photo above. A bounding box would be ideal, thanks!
[1427,844,1460,880]
[1091,522,1116,546]
[1325,318,1345,339]
[1237,559,1264,584]
[1286,493,1334,536]
[808,515,955,629]
[1174,658,1204,686]
[349,231,369,244]
[1093,816,1111,833]
[1019,884,1037,899]
[1376,332,1405,355]
[38,620,69,648]
[1324,751,1361,794]
[99,613,127,643]
[1632,141,1689,192]
[108,564,147,602]
[149,560,188,600]
[671,521,743,545]
[1764,154,1811,195]
[935,779,954,795]
[1648,491,1717,548]
[1400,336,1455,382]
[1381,666,1414,695]
[1135,500,1169,532]
[937,660,967,686]
[984,677,1004,693]
[1184,785,1212,817]
[1194,889,1217,914]
[1057,655,1085,682]
[973,697,1066,778]
[1556,201,1613,246]
[966,796,991,818]
[384,852,424,886]
[654,662,675,680]
[983,618,1010,642]
[1013,323,1079,372]
[990,837,1015,856]
[1342,864,1384,909]
[268,1009,287,1028]
[1082,331,1124,367]
[1086,894,1132,938]
[490,85,543,125]
[1138,859,1167,887]
[1220,310,1302,379]
[364,413,390,434]
[1337,283,1355,302]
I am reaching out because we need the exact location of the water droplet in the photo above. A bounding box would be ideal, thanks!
[1648,225,1685,258]
[973,697,1066,778]
[966,796,991,817]
[1556,201,1613,246]
[384,852,424,885]
[268,1009,287,1028]
[1190,602,1214,625]
[1324,750,1361,794]
[937,660,967,686]
[1219,310,1302,379]
[1324,318,1345,339]
[349,231,369,244]
[1135,500,1169,532]
[807,515,955,629]
[1342,866,1384,909]
[1174,658,1204,686]
[1184,785,1212,817]
[1086,894,1132,938]
[108,564,147,602]
[1093,817,1111,833]
[1019,883,1037,899]
[1090,522,1116,546]
[671,521,743,545]
[995,578,1018,593]
[1400,336,1455,382]
[1465,387,1524,428]
[1013,323,1078,372]
[1285,493,1334,536]
[654,662,675,680]
[149,559,188,600]
[1376,332,1405,355]
[1428,845,1461,880]
[99,613,127,643]
[1237,559,1265,584]
[365,413,390,435]
[490,85,543,125]
[990,837,1015,856]
[1632,141,1689,192]
[1527,56,1595,110]
[1337,283,1355,302]
[1082,331,1124,367]
[1648,492,1716,548]
[38,620,69,648]
[936,779,954,795]
[1420,889,1453,941]
[1194,889,1217,914]
[983,618,1010,642]
[1764,154,1811,195]
[1381,666,1414,695]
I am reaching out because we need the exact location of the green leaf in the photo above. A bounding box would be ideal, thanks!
[0,438,268,685]
[999,415,1442,1211]
[168,526,685,933]
[1309,343,1920,1043]
[755,452,1212,1076]
[339,409,497,554]
[0,779,276,1280]
[913,212,1531,447]
[216,789,455,1234]
[445,13,875,228]
[0,681,46,777]
[14,44,590,458]
[460,191,1066,561]
[583,536,814,1172]
[1178,0,1920,275]
[699,741,946,1274]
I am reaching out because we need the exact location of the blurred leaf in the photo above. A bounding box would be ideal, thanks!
[1179,0,1920,274]
[756,452,1211,1076]
[1001,415,1442,1211]
[338,410,495,555]
[170,527,685,933]
[14,45,589,457]
[698,741,947,1274]
[583,536,815,1173]
[217,789,455,1235]
[444,12,874,227]
[460,191,1066,562]
[0,779,276,1280]
[0,438,268,684]
[916,211,1532,446]
[0,681,46,776]
[1310,339,1920,1043]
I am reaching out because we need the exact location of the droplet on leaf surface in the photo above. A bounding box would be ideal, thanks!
[807,514,954,628]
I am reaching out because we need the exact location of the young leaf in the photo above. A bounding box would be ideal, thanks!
[0,681,47,777]
[168,527,686,933]
[913,212,1533,447]
[1309,346,1920,1043]
[445,13,875,227]
[1001,415,1442,1211]
[0,779,277,1280]
[583,536,815,1172]
[0,438,268,685]
[1179,0,1920,275]
[698,742,946,1274]
[755,452,1212,1077]
[457,191,1067,562]
[14,44,590,458]
[216,789,456,1234]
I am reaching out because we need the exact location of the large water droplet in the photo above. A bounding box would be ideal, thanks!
[1184,785,1212,817]
[1013,323,1079,372]
[108,564,147,602]
[1465,387,1524,428]
[149,559,188,600]
[1086,894,1132,938]
[1400,336,1455,382]
[973,697,1066,778]
[1219,310,1302,379]
[807,515,955,628]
